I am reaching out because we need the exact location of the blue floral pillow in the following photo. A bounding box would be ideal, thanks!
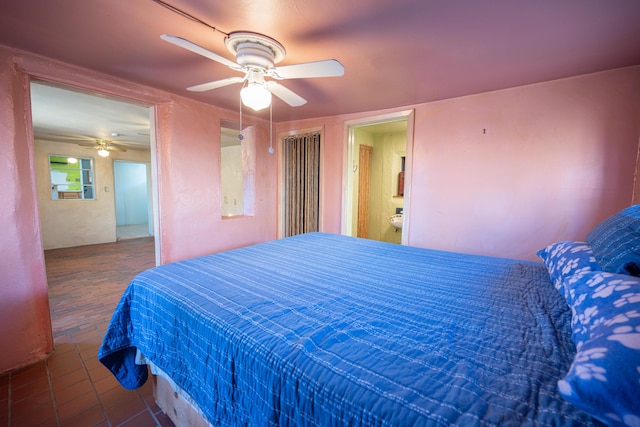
[558,271,640,427]
[537,241,601,301]
[586,205,640,277]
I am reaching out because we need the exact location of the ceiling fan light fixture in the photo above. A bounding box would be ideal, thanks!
[98,148,110,157]
[241,82,272,111]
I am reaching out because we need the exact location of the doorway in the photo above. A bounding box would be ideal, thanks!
[343,110,414,244]
[114,161,153,240]
[30,80,155,249]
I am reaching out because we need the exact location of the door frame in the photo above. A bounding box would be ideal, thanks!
[113,160,154,239]
[342,109,415,245]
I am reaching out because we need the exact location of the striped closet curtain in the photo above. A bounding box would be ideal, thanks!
[282,132,321,237]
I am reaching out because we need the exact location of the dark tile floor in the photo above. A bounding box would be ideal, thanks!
[0,237,175,426]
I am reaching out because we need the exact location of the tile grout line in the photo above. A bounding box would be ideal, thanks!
[74,335,113,427]
[45,357,62,427]
[7,373,11,427]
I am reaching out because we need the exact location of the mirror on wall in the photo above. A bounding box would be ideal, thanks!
[220,126,244,216]
[49,155,95,200]
[220,121,255,217]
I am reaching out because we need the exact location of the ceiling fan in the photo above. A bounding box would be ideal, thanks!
[161,31,345,110]
[78,139,126,157]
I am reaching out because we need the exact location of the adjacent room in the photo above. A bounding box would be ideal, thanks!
[1,1,639,426]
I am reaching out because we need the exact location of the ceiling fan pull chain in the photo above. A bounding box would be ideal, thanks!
[238,93,243,141]
[269,102,274,154]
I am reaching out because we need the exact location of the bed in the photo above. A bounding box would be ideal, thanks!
[99,212,640,426]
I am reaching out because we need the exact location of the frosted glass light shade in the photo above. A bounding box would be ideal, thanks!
[241,83,272,111]
[98,149,110,157]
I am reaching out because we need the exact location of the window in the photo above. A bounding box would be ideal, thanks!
[49,155,95,200]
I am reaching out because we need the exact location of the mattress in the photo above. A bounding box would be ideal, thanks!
[99,232,602,426]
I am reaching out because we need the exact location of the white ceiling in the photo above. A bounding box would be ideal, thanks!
[30,81,151,150]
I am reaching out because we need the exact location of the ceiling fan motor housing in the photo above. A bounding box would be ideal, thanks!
[235,43,276,69]
[225,31,287,70]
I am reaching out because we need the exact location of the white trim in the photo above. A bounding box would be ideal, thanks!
[342,110,415,244]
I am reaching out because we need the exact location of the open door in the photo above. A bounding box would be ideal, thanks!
[114,160,153,240]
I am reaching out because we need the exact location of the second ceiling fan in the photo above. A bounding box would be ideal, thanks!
[161,31,344,111]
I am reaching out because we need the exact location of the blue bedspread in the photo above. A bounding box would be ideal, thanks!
[99,233,601,426]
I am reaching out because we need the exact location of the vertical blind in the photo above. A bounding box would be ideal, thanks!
[282,132,321,237]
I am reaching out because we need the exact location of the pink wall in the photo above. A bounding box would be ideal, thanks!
[278,66,640,260]
[1,41,638,373]
[155,101,277,262]
[0,52,53,372]
[0,45,275,373]
[410,68,640,259]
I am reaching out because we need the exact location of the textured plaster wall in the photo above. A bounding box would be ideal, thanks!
[35,139,152,249]
[0,45,275,373]
[369,131,405,244]
[1,42,638,374]
[409,66,640,259]
[278,66,640,261]
[0,55,53,373]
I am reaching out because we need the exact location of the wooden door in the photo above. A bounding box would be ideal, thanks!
[357,145,372,238]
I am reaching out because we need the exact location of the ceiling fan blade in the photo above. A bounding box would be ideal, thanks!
[160,34,240,70]
[107,145,126,152]
[271,59,344,79]
[265,81,307,107]
[187,76,246,92]
[77,142,99,147]
[36,132,95,142]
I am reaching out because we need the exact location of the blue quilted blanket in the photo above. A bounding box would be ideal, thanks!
[99,232,602,426]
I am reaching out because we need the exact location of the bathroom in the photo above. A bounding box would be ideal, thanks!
[349,120,407,244]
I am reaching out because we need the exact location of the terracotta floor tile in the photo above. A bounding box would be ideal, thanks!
[4,238,173,427]
[83,356,103,372]
[93,373,120,396]
[77,343,101,361]
[48,355,84,379]
[61,404,106,427]
[138,377,154,398]
[11,376,51,402]
[0,402,8,427]
[10,361,48,387]
[144,394,161,414]
[51,367,89,393]
[57,388,100,423]
[53,377,94,406]
[88,365,112,384]
[105,395,146,426]
[119,409,158,427]
[156,411,175,427]
[99,385,141,410]
[11,390,56,426]
[0,382,8,402]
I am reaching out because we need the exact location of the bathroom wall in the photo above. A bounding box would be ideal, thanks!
[350,126,406,243]
[369,131,406,244]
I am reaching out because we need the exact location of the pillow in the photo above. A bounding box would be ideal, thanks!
[586,205,640,277]
[537,241,601,301]
[558,271,640,427]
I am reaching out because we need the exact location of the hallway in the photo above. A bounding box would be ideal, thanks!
[0,237,173,426]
